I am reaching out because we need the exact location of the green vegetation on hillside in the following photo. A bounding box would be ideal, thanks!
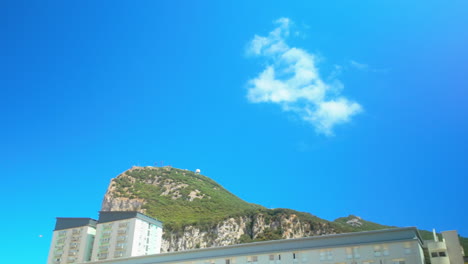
[113,167,263,229]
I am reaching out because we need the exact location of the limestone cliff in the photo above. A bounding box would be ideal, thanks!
[160,214,337,252]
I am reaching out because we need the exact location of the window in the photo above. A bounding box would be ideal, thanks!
[403,242,411,254]
[268,255,281,263]
[363,261,374,264]
[247,256,258,263]
[373,245,389,256]
[392,259,405,264]
[353,247,360,258]
[346,247,360,259]
[374,246,382,257]
[99,245,109,251]
[69,242,79,248]
[116,243,126,249]
[383,245,389,256]
[431,251,447,258]
[114,251,125,258]
[320,249,333,261]
[55,244,64,250]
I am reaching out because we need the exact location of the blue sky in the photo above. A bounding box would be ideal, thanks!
[1,0,467,262]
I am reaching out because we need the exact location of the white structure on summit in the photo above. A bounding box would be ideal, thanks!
[195,169,201,174]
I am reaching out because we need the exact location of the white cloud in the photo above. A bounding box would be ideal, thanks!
[306,98,362,136]
[246,18,362,136]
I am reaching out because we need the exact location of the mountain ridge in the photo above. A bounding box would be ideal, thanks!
[101,166,467,253]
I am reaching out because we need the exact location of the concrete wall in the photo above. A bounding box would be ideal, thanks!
[442,231,464,264]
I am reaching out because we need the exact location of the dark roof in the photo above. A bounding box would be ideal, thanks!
[98,211,163,226]
[54,217,97,231]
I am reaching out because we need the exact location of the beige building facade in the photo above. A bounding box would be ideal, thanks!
[86,227,426,264]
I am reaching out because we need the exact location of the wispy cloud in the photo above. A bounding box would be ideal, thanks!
[246,18,362,136]
[350,60,389,73]
[350,60,370,71]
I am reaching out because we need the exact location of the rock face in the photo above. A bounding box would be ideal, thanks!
[346,216,363,227]
[160,214,337,252]
[101,179,146,212]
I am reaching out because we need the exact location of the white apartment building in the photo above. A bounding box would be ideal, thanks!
[90,211,163,262]
[47,218,97,264]
[86,227,428,264]
[426,230,464,264]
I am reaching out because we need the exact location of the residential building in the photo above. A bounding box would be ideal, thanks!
[47,217,97,264]
[90,211,163,262]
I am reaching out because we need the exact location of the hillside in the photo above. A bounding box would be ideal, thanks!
[103,166,263,229]
[101,166,467,253]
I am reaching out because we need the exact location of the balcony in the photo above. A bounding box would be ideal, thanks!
[428,242,447,251]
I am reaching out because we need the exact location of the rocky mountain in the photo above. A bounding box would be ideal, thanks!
[101,166,467,253]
